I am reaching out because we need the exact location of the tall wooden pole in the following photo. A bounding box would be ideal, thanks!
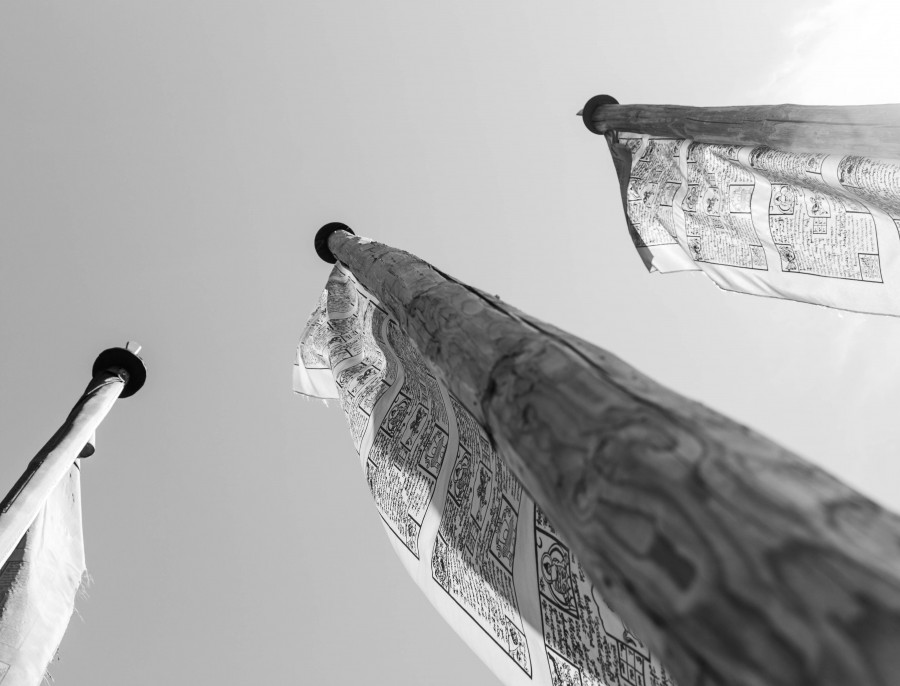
[316,222,900,686]
[0,343,147,566]
[579,94,900,157]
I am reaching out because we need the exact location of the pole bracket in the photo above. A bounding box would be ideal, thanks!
[581,94,619,134]
[315,222,355,264]
[92,346,146,398]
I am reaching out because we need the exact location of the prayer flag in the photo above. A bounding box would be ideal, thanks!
[588,98,900,315]
[0,466,85,685]
[295,263,676,686]
[0,345,145,685]
[299,226,900,686]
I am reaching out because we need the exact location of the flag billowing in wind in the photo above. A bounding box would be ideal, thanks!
[0,465,85,685]
[295,263,676,686]
[601,119,900,316]
[0,345,144,685]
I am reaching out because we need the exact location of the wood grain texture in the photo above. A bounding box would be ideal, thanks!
[587,103,900,158]
[328,229,900,686]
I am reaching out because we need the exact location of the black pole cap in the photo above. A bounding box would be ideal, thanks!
[92,343,147,398]
[581,94,619,134]
[315,222,355,264]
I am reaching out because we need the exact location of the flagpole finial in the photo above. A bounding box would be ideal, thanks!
[92,344,147,398]
[581,94,619,134]
[315,222,355,264]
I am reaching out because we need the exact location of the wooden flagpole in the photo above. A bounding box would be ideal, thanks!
[316,222,900,686]
[0,343,147,566]
[580,94,900,158]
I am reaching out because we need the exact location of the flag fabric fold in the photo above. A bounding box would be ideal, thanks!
[0,465,85,686]
[0,355,139,686]
[295,264,676,686]
[604,130,900,315]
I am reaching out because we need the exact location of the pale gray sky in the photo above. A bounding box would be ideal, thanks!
[2,1,900,684]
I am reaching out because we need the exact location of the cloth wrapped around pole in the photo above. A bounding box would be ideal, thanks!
[296,226,900,686]
[582,97,900,316]
[0,346,144,685]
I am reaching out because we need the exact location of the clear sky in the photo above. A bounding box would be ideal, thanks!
[1,1,899,684]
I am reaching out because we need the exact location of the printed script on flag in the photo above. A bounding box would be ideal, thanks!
[295,264,677,686]
[607,133,900,315]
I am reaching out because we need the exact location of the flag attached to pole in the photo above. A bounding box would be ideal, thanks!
[582,95,900,316]
[298,224,900,686]
[296,259,675,686]
[0,345,145,685]
[0,465,85,685]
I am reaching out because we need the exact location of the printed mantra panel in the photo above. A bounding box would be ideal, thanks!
[684,143,768,270]
[626,138,682,248]
[748,147,881,282]
[296,264,678,686]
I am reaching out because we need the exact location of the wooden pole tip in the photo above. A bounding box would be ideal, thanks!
[581,94,619,134]
[315,223,355,264]
[92,345,147,398]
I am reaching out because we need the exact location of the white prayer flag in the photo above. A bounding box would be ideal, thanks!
[0,466,85,685]
[295,264,676,686]
[606,132,900,315]
[0,345,145,685]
